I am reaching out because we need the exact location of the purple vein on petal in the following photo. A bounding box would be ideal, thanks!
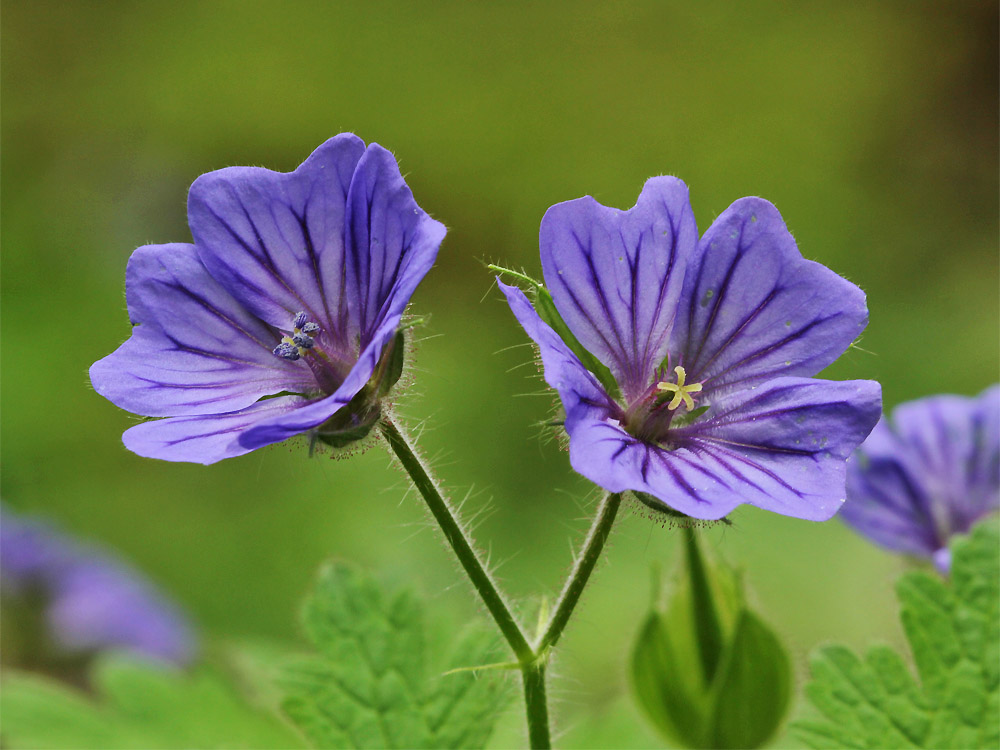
[232,194,318,319]
[550,258,623,372]
[697,441,806,496]
[576,227,634,381]
[650,448,709,504]
[288,191,342,344]
[146,265,276,351]
[699,318,833,391]
[684,222,750,369]
[666,446,735,491]
[690,441,772,495]
[200,195,319,327]
[692,283,782,377]
[632,202,682,378]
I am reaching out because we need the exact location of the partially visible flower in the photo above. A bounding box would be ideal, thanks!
[90,135,445,464]
[0,505,196,664]
[840,386,1000,571]
[500,177,881,520]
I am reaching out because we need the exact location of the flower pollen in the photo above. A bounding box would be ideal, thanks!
[656,366,703,411]
[273,311,320,361]
[89,135,446,464]
[498,176,882,520]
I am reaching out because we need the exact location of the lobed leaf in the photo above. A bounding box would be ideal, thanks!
[280,562,512,749]
[795,521,1000,749]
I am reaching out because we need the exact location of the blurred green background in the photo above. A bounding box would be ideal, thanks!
[2,1,997,746]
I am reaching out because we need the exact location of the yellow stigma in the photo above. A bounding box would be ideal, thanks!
[656,366,703,411]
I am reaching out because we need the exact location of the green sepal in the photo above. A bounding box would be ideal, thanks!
[633,491,693,520]
[314,417,379,450]
[490,264,621,401]
[632,491,732,526]
[377,330,407,397]
[311,329,407,452]
[684,528,726,684]
[313,387,381,451]
[630,531,791,748]
[632,608,710,745]
[708,608,792,748]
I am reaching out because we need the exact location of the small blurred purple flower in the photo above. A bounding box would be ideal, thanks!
[90,135,445,464]
[840,386,1000,572]
[1,506,195,664]
[501,177,881,520]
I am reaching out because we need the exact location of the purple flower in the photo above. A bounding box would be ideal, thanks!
[840,386,999,571]
[500,177,881,520]
[0,506,195,664]
[90,135,445,464]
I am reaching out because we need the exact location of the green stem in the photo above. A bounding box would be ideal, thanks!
[379,416,533,663]
[538,492,622,651]
[683,525,723,682]
[381,416,623,749]
[521,661,550,749]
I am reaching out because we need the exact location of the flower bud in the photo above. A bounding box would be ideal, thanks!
[630,530,791,749]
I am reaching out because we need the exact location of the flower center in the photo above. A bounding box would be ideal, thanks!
[655,366,703,411]
[271,311,348,394]
[272,311,321,361]
[621,365,706,445]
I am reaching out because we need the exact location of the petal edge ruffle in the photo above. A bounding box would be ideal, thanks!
[540,177,696,400]
[188,134,367,333]
[344,144,446,346]
[670,198,869,395]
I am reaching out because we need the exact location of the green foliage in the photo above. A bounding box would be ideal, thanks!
[0,653,306,749]
[280,562,512,749]
[630,529,791,748]
[795,521,1000,749]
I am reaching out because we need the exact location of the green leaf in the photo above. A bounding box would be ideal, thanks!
[795,521,1000,749]
[280,562,512,749]
[0,653,307,749]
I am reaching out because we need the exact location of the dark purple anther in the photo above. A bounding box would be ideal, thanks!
[90,135,445,463]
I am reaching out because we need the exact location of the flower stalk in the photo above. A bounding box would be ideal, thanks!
[379,416,533,663]
[521,661,550,748]
[380,414,622,749]
[537,491,622,652]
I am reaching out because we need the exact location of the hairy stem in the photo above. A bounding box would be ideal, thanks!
[379,416,533,663]
[380,416,621,749]
[521,661,550,749]
[538,492,622,651]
